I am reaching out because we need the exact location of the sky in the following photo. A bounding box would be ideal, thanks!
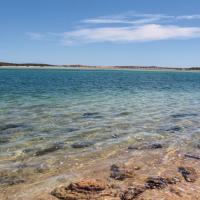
[1,0,200,67]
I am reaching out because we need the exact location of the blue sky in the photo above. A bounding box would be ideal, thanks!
[1,0,200,67]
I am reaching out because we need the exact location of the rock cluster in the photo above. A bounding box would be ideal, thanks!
[50,163,198,200]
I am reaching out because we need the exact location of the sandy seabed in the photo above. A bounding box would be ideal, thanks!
[1,143,200,200]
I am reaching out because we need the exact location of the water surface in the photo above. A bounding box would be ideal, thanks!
[1,69,200,185]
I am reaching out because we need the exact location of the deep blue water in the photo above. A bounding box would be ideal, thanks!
[1,69,200,96]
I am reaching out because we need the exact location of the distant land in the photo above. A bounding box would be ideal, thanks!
[0,61,200,71]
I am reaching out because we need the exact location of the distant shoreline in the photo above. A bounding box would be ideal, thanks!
[1,65,200,72]
[1,61,200,71]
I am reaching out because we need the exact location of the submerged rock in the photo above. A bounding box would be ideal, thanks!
[120,186,146,200]
[178,167,197,182]
[0,124,27,135]
[185,153,200,160]
[128,145,140,150]
[71,141,94,149]
[110,164,134,181]
[145,177,167,189]
[0,137,10,144]
[35,142,64,156]
[128,142,163,150]
[0,171,26,186]
[165,126,182,133]
[0,123,22,131]
[149,143,163,149]
[145,176,179,189]
[157,125,182,134]
[0,177,26,186]
[66,128,79,132]
[82,112,102,119]
[171,113,198,119]
[112,134,120,138]
[117,112,131,116]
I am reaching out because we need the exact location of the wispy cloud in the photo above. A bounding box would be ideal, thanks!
[176,15,200,20]
[27,12,200,45]
[63,24,200,44]
[82,13,200,25]
[82,13,173,25]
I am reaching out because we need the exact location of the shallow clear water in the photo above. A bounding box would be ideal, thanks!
[1,69,200,181]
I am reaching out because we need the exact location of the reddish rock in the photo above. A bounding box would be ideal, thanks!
[52,186,88,200]
[68,178,107,192]
[51,179,108,200]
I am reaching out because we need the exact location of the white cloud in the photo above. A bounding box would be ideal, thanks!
[27,12,200,45]
[26,32,45,40]
[63,24,200,44]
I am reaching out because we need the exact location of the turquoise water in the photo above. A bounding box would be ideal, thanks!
[1,69,200,183]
